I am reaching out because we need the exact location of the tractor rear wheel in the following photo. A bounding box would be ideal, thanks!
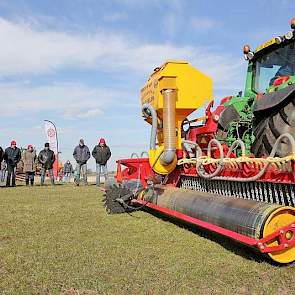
[251,96,295,157]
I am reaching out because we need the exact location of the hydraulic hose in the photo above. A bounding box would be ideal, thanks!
[160,89,176,165]
[226,139,246,157]
[181,133,295,182]
[183,139,224,179]
[142,103,157,150]
[182,140,203,158]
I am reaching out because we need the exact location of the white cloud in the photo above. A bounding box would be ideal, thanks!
[0,82,120,118]
[0,18,107,75]
[0,18,242,88]
[76,108,103,118]
[0,17,246,117]
[190,17,219,32]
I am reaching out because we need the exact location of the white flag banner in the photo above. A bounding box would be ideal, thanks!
[44,120,58,154]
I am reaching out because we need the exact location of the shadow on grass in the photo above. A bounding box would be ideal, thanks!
[142,208,284,267]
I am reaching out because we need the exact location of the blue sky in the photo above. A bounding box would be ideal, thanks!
[0,0,294,170]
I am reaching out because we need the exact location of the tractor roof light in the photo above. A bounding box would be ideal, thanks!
[285,31,294,40]
[244,51,254,61]
[247,51,254,60]
[275,36,284,44]
[243,45,254,60]
[291,17,295,30]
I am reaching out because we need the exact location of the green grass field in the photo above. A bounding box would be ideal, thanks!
[0,184,294,294]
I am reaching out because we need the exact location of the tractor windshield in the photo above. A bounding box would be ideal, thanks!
[253,40,295,93]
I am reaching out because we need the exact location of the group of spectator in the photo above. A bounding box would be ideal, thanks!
[0,137,111,187]
[73,138,111,186]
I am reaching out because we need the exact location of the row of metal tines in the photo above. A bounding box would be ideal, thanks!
[180,175,295,207]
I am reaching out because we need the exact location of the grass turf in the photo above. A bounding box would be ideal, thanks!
[0,184,294,294]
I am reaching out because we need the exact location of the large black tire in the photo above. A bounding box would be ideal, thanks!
[251,96,295,157]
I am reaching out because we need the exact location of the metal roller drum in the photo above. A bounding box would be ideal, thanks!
[142,186,295,263]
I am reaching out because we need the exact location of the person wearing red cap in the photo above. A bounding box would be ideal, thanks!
[92,138,111,187]
[22,145,37,186]
[3,141,21,187]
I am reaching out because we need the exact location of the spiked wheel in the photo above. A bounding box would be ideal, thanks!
[103,184,134,214]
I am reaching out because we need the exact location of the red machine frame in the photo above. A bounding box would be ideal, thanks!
[114,97,295,259]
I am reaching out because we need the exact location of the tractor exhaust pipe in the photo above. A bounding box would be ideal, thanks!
[160,89,176,165]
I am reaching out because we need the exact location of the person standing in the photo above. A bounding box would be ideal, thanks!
[22,145,36,186]
[0,146,5,183]
[58,168,64,183]
[0,160,6,183]
[3,141,21,187]
[0,146,3,164]
[92,138,111,187]
[63,160,73,183]
[73,139,90,186]
[38,143,55,186]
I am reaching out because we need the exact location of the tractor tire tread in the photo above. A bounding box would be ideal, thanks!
[251,96,295,157]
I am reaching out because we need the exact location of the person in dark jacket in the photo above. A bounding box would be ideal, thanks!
[0,146,4,164]
[92,138,111,187]
[73,139,90,186]
[63,160,73,183]
[38,143,55,185]
[22,144,36,186]
[0,146,4,182]
[4,140,21,187]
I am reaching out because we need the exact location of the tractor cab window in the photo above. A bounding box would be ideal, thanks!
[253,40,295,93]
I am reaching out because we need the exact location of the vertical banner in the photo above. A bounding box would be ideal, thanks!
[44,120,59,178]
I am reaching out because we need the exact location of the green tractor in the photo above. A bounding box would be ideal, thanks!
[216,18,295,157]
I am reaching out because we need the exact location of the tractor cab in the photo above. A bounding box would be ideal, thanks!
[253,39,295,93]
[216,18,295,157]
[244,18,295,97]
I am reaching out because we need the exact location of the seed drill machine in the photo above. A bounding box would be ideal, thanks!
[104,18,295,264]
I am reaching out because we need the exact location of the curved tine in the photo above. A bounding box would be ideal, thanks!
[140,151,149,158]
[130,153,139,159]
